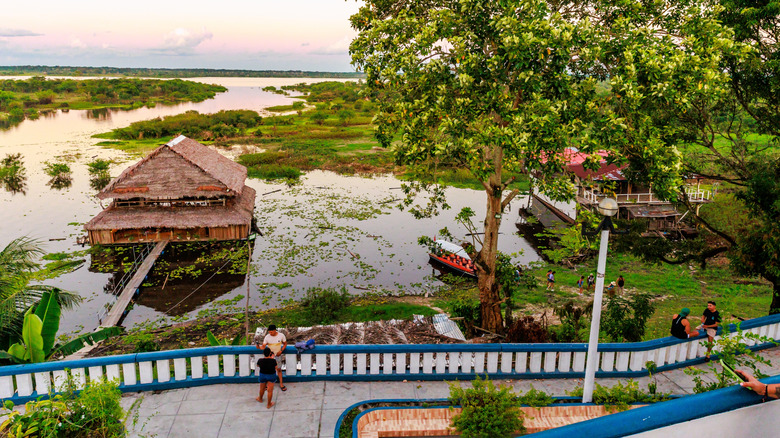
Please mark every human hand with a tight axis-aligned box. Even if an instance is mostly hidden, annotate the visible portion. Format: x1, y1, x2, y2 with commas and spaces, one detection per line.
736, 370, 763, 392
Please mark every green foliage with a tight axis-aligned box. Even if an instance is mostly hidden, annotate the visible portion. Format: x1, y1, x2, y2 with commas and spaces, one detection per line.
550, 301, 592, 342
53, 327, 124, 357
301, 287, 352, 324
33, 291, 61, 355
43, 161, 72, 189
0, 378, 127, 437
0, 238, 82, 347
0, 153, 26, 194
448, 294, 481, 337
87, 159, 112, 190
133, 339, 160, 353
112, 109, 262, 140
567, 380, 669, 412
0, 76, 225, 128
602, 293, 655, 342
8, 308, 45, 363
684, 325, 775, 394
206, 330, 246, 346
351, 0, 734, 331
517, 385, 554, 407
1, 290, 119, 363
309, 111, 327, 125
448, 376, 524, 438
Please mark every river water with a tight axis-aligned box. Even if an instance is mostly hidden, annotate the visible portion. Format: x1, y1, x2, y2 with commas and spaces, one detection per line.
0, 77, 540, 334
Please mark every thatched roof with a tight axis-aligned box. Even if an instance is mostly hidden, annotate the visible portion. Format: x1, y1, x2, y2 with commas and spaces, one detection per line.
85, 186, 255, 231
98, 136, 247, 200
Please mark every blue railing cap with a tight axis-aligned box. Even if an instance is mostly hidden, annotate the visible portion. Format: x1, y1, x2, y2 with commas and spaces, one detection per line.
1, 312, 777, 376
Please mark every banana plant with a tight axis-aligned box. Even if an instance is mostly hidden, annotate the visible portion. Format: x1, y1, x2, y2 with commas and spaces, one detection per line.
3, 308, 46, 363
206, 331, 246, 346
0, 290, 122, 363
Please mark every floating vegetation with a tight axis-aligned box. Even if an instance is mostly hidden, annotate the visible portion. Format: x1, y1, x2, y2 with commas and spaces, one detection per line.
0, 153, 27, 194
87, 158, 112, 190
255, 185, 395, 286
44, 160, 73, 189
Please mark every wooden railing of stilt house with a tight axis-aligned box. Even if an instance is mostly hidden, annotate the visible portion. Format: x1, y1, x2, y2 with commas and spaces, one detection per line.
2, 314, 779, 404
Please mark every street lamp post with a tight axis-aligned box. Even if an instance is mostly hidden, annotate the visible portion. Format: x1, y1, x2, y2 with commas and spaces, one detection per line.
582, 197, 619, 403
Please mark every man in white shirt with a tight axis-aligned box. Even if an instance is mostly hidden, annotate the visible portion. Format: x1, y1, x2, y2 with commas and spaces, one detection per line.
259, 324, 287, 391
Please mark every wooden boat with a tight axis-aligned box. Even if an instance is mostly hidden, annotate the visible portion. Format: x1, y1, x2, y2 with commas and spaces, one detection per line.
428, 240, 477, 278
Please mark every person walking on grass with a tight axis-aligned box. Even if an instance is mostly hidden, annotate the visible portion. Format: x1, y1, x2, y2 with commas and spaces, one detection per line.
617, 275, 625, 294
256, 347, 278, 408
546, 270, 556, 290
587, 274, 595, 292
577, 275, 585, 293
696, 301, 721, 362
259, 324, 288, 392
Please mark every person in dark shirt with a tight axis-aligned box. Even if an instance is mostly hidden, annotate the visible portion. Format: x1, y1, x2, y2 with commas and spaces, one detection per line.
670, 308, 699, 339
256, 347, 278, 408
697, 301, 721, 361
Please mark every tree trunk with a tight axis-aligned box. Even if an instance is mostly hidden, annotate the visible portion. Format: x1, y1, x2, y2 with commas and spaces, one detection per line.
476, 179, 504, 333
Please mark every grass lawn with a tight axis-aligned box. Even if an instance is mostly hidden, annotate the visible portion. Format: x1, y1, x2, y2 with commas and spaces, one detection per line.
524, 252, 773, 340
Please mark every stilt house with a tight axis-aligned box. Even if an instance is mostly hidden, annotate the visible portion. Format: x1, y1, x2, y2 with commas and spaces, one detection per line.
532, 147, 712, 235
85, 135, 256, 245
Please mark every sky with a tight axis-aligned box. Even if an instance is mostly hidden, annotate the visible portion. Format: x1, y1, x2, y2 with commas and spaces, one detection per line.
1, 0, 363, 71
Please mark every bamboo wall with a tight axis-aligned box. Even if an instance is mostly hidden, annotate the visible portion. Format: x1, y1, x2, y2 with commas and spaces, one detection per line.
88, 225, 250, 245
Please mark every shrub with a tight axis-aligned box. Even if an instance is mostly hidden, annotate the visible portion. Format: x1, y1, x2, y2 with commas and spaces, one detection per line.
517, 385, 554, 407
133, 339, 160, 353
301, 287, 351, 324
238, 151, 286, 167
448, 376, 524, 438
1, 378, 127, 437
567, 380, 669, 412
448, 295, 481, 337
602, 293, 654, 342
550, 301, 591, 342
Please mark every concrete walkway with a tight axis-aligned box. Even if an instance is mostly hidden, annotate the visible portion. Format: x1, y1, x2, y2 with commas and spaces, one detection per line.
121, 346, 780, 438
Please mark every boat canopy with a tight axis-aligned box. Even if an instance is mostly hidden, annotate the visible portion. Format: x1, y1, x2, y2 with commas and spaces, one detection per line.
434, 240, 471, 260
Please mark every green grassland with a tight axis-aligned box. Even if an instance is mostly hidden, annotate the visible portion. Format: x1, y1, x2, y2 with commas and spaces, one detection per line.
523, 252, 772, 340
93, 81, 529, 190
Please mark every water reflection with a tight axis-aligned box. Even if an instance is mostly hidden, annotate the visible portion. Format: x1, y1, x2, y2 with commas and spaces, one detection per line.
44, 162, 73, 190
84, 108, 113, 121
87, 159, 112, 191
90, 241, 252, 320
0, 153, 27, 195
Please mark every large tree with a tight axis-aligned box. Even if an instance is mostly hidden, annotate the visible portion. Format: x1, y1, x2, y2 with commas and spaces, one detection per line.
615, 0, 780, 313
350, 0, 729, 331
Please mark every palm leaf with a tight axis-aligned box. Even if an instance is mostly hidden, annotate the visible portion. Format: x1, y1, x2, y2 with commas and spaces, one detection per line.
0, 287, 81, 338
52, 327, 124, 357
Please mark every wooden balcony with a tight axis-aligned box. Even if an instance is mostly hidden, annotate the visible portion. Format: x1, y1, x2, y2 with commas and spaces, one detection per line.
580, 187, 712, 205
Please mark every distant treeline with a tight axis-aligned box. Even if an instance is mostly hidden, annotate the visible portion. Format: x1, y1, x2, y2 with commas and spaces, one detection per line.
112, 110, 262, 140
0, 66, 365, 79
0, 77, 225, 129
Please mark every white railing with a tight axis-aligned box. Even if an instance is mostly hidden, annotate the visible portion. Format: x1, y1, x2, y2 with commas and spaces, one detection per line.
1, 314, 779, 404
684, 187, 712, 202
581, 187, 713, 205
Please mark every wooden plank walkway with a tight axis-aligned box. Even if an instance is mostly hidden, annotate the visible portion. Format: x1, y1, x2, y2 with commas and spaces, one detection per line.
101, 240, 168, 328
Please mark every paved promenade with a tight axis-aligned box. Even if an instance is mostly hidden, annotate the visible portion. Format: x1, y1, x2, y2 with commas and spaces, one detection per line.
121, 346, 780, 438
